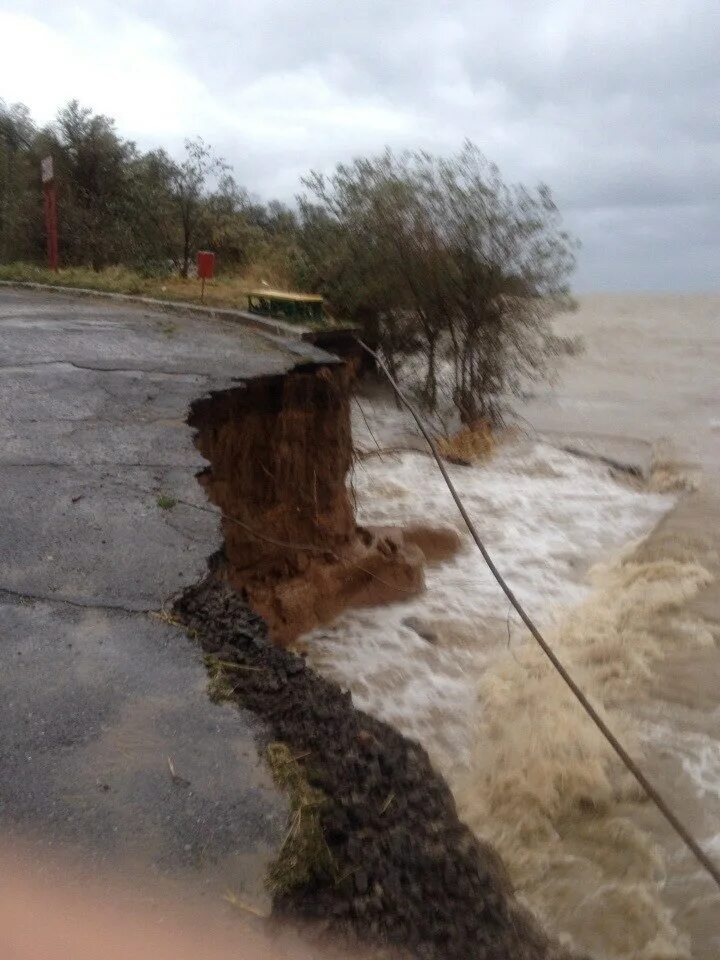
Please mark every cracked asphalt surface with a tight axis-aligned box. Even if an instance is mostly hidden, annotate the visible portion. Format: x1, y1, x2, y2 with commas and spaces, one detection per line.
0, 288, 335, 906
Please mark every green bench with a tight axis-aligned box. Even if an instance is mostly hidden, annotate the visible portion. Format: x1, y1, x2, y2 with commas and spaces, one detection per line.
247, 288, 324, 324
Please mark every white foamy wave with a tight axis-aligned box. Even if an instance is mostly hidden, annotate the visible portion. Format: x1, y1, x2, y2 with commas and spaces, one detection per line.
643, 719, 720, 801
306, 440, 672, 768
302, 426, 720, 958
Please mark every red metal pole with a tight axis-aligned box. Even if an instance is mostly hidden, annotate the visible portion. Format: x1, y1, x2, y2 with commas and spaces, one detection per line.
43, 181, 59, 272
43, 185, 50, 265
50, 182, 58, 271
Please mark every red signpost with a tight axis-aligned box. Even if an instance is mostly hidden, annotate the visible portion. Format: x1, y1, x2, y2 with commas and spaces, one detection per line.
41, 156, 59, 272
196, 250, 215, 303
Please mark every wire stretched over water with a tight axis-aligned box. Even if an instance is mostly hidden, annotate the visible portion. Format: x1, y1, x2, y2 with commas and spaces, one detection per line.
356, 338, 720, 892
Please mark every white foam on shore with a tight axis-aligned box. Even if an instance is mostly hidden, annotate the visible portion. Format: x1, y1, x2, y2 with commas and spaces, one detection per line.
302, 431, 720, 958
305, 440, 672, 769
643, 718, 720, 801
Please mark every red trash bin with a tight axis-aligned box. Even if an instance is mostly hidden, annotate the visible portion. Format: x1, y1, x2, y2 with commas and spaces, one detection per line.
197, 251, 215, 279
196, 251, 215, 302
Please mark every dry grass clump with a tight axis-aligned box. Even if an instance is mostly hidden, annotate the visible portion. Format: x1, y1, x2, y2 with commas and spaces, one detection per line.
265, 742, 335, 893
203, 661, 335, 893
204, 655, 236, 703
437, 420, 495, 465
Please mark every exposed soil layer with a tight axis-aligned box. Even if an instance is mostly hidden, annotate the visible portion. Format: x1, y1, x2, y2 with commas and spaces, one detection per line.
174, 579, 585, 960
188, 365, 424, 644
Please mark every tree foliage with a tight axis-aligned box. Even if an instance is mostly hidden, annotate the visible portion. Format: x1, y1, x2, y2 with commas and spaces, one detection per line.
298, 144, 577, 422
170, 137, 228, 277
0, 100, 274, 276
0, 101, 39, 263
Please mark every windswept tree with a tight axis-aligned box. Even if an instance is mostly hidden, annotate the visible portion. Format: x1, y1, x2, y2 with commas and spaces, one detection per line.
54, 100, 139, 270
170, 137, 228, 277
201, 173, 259, 267
299, 144, 577, 422
125, 147, 180, 270
0, 101, 36, 262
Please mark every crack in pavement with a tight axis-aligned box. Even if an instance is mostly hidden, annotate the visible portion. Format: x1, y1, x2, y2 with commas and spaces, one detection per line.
0, 359, 219, 379
0, 461, 188, 469
0, 585, 155, 614
8, 416, 194, 427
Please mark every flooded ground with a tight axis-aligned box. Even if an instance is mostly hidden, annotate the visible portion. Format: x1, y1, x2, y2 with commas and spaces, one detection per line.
303, 294, 720, 959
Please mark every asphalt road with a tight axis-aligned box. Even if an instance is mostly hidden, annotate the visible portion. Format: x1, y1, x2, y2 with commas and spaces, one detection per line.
0, 288, 334, 907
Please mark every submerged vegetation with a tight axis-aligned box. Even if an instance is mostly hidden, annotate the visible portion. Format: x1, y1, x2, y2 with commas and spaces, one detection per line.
1, 98, 577, 421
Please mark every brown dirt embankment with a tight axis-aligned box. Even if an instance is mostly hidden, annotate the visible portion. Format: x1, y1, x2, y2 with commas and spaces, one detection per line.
188, 364, 425, 644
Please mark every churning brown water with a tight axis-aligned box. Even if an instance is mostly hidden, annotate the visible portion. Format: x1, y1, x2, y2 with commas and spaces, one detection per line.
304, 294, 720, 959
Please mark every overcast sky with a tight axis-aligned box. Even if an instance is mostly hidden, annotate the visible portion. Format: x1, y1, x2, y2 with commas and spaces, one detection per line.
2, 0, 718, 291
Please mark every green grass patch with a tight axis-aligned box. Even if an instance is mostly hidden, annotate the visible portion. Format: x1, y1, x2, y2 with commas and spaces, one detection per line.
156, 494, 177, 510
265, 742, 335, 893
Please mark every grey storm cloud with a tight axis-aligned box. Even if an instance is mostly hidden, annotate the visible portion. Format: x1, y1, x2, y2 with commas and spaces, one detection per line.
2, 0, 719, 290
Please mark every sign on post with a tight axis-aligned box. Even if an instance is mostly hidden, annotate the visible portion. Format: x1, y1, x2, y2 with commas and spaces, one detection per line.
41, 156, 54, 184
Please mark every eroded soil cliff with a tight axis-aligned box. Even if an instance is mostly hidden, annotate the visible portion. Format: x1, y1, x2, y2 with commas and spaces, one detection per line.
188, 363, 425, 643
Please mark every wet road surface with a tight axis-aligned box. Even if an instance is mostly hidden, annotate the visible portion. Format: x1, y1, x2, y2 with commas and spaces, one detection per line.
0, 288, 333, 908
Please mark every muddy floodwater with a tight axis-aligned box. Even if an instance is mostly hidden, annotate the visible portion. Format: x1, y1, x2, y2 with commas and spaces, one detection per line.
303, 294, 720, 960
